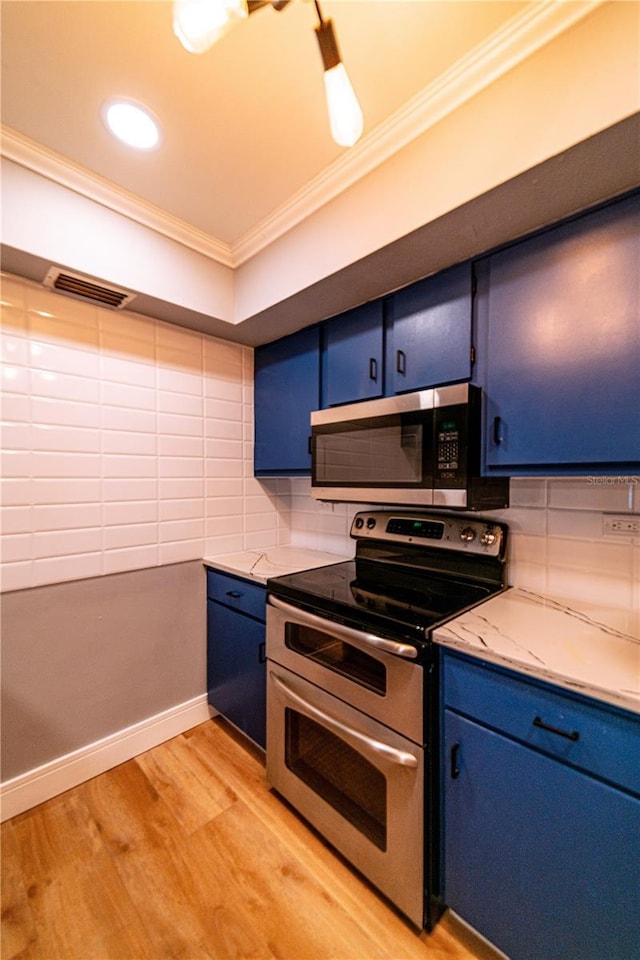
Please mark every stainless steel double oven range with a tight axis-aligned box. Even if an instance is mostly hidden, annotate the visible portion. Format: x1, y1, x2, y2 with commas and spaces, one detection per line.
266, 510, 508, 929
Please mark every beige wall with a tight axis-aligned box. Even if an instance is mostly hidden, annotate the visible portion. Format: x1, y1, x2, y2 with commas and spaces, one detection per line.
0, 561, 206, 782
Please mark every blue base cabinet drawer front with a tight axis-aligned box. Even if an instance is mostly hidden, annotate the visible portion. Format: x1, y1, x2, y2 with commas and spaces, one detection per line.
443, 653, 640, 795
443, 709, 640, 960
207, 570, 266, 622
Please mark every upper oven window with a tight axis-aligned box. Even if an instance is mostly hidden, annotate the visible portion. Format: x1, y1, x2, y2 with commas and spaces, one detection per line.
285, 624, 386, 696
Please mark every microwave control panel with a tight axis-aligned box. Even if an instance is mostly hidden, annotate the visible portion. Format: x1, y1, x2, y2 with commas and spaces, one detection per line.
437, 428, 459, 471
434, 404, 468, 488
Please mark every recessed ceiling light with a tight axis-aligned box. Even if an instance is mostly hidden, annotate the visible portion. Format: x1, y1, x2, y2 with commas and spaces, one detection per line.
102, 99, 161, 150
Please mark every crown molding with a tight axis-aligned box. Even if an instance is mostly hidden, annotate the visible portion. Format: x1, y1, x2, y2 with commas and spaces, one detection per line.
1, 0, 602, 271
0, 126, 235, 268
232, 0, 603, 265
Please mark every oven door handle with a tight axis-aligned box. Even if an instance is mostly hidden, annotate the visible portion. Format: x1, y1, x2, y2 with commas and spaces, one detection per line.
270, 671, 419, 769
268, 595, 418, 660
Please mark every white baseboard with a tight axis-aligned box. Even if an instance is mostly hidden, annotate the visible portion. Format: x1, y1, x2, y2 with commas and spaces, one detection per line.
0, 695, 215, 822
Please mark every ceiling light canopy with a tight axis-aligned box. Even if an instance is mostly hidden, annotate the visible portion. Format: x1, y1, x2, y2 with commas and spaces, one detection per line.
103, 100, 161, 150
171, 0, 364, 148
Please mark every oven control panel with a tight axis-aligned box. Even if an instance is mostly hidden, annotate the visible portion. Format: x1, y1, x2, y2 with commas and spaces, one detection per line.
350, 511, 506, 558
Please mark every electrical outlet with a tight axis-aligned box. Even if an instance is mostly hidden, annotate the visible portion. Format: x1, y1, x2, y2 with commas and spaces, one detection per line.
602, 513, 640, 536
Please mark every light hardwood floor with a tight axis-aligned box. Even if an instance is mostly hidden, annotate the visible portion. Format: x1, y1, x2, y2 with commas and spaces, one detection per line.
2, 718, 501, 960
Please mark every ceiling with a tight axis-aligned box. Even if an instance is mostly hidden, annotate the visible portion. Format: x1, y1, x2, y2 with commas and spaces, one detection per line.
2, 0, 531, 254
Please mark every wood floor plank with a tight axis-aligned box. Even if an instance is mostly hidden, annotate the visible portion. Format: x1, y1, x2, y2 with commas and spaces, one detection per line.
105, 839, 227, 959
10, 791, 102, 880
14, 852, 153, 960
114, 815, 279, 960
79, 753, 181, 857
188, 721, 450, 958
1, 719, 500, 960
185, 799, 392, 960
135, 729, 238, 835
0, 821, 37, 960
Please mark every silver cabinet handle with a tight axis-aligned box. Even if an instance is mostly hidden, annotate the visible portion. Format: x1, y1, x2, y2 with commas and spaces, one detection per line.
270, 671, 418, 769
268, 595, 418, 660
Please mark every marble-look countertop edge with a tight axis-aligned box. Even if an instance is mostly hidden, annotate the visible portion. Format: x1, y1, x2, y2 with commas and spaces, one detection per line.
434, 636, 640, 716
434, 586, 640, 717
202, 546, 351, 585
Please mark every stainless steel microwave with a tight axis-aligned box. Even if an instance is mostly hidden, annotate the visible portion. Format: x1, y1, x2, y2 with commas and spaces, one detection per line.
310, 383, 509, 510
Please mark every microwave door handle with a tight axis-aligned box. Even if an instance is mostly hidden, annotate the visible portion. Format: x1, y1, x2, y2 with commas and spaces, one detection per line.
268, 595, 418, 660
270, 671, 418, 769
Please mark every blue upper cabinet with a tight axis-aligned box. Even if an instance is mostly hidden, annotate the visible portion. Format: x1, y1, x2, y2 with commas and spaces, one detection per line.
254, 325, 320, 475
321, 301, 384, 406
385, 262, 474, 395
479, 192, 640, 474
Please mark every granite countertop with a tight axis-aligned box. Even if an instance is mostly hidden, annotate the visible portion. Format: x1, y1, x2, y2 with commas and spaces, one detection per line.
433, 587, 640, 716
203, 545, 351, 585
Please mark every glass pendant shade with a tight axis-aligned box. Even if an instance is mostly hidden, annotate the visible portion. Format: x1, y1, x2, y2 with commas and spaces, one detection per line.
173, 0, 248, 53
322, 63, 363, 148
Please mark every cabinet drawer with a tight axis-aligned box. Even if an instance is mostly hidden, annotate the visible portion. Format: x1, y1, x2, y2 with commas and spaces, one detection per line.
207, 570, 266, 622
443, 652, 640, 795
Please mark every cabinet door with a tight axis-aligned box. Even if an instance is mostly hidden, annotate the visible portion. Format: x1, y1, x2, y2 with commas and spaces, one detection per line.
322, 301, 384, 406
207, 600, 266, 749
254, 325, 320, 475
386, 262, 473, 395
443, 710, 640, 960
482, 192, 640, 473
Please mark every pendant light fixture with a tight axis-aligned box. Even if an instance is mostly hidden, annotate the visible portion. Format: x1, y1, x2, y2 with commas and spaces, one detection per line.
171, 0, 363, 148
313, 1, 363, 148
172, 0, 249, 54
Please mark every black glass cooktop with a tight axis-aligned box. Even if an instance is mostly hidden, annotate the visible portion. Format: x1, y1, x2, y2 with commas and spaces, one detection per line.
267, 557, 497, 645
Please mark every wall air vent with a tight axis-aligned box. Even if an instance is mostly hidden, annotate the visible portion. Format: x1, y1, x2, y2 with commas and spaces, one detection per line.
43, 268, 136, 310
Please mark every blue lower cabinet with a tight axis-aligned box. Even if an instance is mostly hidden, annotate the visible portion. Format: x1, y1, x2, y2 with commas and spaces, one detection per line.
206, 571, 266, 749
441, 654, 640, 960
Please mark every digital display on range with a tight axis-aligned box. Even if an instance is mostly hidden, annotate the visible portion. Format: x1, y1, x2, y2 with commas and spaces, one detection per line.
386, 518, 444, 539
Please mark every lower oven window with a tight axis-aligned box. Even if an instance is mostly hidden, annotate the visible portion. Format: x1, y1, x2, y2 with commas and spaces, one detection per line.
284, 708, 387, 851
285, 625, 386, 695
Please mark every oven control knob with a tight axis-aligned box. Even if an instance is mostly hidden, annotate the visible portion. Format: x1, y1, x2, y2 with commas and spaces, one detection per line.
366, 517, 377, 530
460, 526, 476, 543
480, 527, 498, 547
354, 517, 364, 530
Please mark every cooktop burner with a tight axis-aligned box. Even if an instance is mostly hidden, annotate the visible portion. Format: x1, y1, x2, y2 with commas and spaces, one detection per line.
267, 511, 508, 645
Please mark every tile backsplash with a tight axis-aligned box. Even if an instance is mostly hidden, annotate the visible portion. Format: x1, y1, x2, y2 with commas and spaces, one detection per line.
271, 476, 639, 612
1, 272, 638, 613
0, 272, 288, 590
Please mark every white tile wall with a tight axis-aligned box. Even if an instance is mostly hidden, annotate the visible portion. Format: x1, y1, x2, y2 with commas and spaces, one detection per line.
1, 271, 638, 617
0, 272, 285, 591
282, 476, 639, 612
